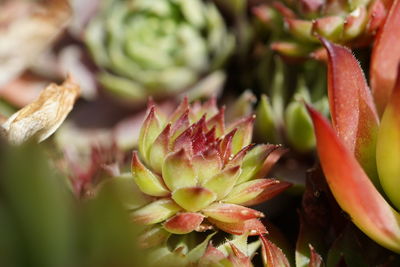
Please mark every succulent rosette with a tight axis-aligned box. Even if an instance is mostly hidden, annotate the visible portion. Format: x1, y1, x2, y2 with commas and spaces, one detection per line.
85, 0, 234, 101
254, 0, 393, 57
126, 97, 291, 237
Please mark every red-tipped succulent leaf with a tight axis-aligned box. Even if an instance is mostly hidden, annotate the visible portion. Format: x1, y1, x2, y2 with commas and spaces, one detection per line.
321, 38, 380, 186
306, 104, 400, 253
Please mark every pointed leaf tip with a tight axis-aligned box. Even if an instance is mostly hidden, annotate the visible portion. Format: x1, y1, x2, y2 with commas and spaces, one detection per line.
307, 106, 400, 253
320, 39, 380, 185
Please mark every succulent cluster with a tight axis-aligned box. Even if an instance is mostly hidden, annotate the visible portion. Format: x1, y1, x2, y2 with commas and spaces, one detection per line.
254, 0, 393, 57
124, 97, 291, 237
85, 0, 234, 101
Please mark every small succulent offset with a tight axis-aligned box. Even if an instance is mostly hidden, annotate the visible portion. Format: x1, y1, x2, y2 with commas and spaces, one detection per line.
306, 0, 400, 253
128, 97, 291, 237
254, 0, 393, 57
85, 0, 234, 101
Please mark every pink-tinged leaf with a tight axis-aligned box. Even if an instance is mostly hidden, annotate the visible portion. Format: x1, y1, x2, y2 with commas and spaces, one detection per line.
171, 186, 216, 212
219, 129, 237, 164
162, 148, 196, 191
370, 0, 400, 115
237, 144, 278, 183
170, 109, 190, 143
308, 245, 323, 267
199, 243, 225, 264
376, 65, 400, 210
321, 38, 380, 185
228, 115, 255, 154
272, 2, 296, 19
227, 144, 255, 168
286, 18, 317, 42
138, 106, 162, 162
260, 235, 290, 267
227, 243, 253, 267
256, 146, 287, 179
131, 199, 181, 225
240, 180, 292, 206
148, 124, 171, 174
223, 179, 279, 205
366, 0, 391, 34
208, 218, 267, 236
343, 7, 368, 40
163, 212, 204, 234
306, 105, 400, 253
169, 96, 189, 124
191, 116, 208, 155
131, 151, 169, 197
202, 203, 264, 223
271, 41, 312, 58
172, 126, 193, 155
203, 165, 240, 200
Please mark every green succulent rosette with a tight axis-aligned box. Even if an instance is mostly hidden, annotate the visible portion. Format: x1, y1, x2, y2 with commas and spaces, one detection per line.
85, 0, 234, 101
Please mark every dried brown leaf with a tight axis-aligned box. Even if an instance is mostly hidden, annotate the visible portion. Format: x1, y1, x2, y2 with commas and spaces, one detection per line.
2, 76, 80, 144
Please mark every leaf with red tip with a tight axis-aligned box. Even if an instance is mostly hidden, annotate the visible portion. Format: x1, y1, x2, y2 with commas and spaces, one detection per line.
377, 65, 400, 210
219, 129, 236, 164
199, 243, 225, 265
306, 105, 400, 253
256, 146, 287, 179
162, 148, 197, 191
138, 106, 162, 162
169, 96, 189, 124
371, 0, 400, 115
223, 179, 279, 205
191, 116, 208, 155
260, 235, 290, 267
170, 109, 190, 143
286, 18, 317, 42
172, 126, 194, 155
240, 180, 292, 206
227, 144, 255, 168
172, 186, 216, 212
237, 145, 278, 183
148, 124, 171, 173
163, 212, 204, 234
321, 38, 380, 185
228, 115, 255, 154
131, 151, 169, 197
208, 218, 267, 236
131, 199, 181, 225
203, 203, 264, 223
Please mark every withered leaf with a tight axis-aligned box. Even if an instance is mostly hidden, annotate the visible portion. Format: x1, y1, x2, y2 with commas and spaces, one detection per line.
1, 77, 80, 145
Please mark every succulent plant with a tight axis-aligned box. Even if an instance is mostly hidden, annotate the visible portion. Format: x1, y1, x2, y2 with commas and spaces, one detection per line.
112, 97, 292, 237
85, 0, 234, 101
253, 0, 393, 57
145, 232, 260, 267
255, 57, 329, 153
306, 0, 400, 253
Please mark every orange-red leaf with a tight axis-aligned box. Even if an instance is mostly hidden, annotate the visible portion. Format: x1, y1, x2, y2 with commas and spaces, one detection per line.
321, 38, 380, 185
306, 105, 400, 253
370, 0, 400, 115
